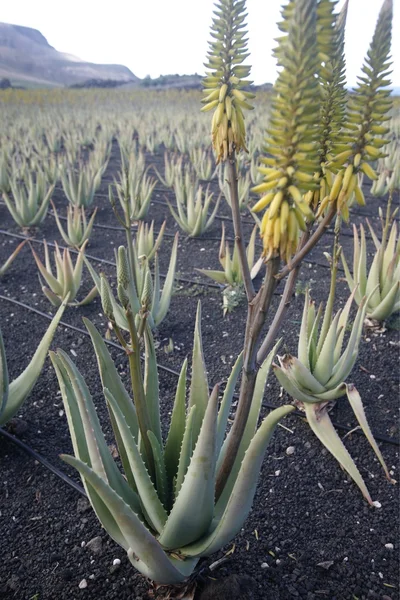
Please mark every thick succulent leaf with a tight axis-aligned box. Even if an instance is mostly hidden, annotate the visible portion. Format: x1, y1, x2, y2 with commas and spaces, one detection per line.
298, 289, 311, 368
83, 318, 138, 439
104, 389, 167, 534
345, 383, 393, 482
147, 430, 168, 509
52, 354, 134, 551
188, 302, 209, 444
334, 287, 358, 364
174, 405, 196, 498
181, 405, 294, 557
0, 329, 9, 420
216, 343, 279, 517
156, 232, 178, 325
196, 268, 229, 284
143, 328, 162, 446
283, 355, 326, 395
365, 251, 382, 306
328, 297, 367, 388
164, 359, 187, 485
2, 299, 67, 425
273, 363, 320, 404
76, 285, 98, 306
52, 351, 140, 513
158, 385, 219, 550
0, 240, 26, 276
31, 244, 63, 295
62, 455, 197, 584
313, 310, 342, 386
216, 351, 243, 456
312, 382, 346, 401
303, 402, 373, 505
368, 281, 399, 321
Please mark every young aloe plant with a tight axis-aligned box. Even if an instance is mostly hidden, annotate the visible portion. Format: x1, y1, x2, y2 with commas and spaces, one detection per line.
30, 241, 97, 307
50, 302, 293, 585
85, 237, 178, 330
197, 223, 261, 314
341, 203, 400, 322
218, 163, 251, 211
0, 240, 27, 277
3, 170, 54, 228
112, 156, 156, 221
134, 220, 166, 262
51, 201, 98, 249
167, 184, 221, 237
273, 249, 392, 504
153, 152, 183, 188
0, 299, 67, 425
60, 163, 102, 208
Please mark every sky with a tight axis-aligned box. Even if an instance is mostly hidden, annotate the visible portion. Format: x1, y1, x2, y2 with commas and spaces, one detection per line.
1, 0, 399, 88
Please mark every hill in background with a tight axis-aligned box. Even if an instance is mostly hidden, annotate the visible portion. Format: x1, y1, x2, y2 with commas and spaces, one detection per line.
0, 22, 137, 87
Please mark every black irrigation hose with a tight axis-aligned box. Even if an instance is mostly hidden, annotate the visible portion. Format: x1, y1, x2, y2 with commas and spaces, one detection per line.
0, 426, 86, 497
0, 294, 398, 499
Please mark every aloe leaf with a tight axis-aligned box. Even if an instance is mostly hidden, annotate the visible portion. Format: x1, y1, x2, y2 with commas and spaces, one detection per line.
382, 221, 397, 277
83, 318, 138, 439
181, 405, 294, 557
313, 382, 346, 401
368, 281, 399, 321
273, 364, 320, 404
328, 298, 367, 388
0, 240, 26, 276
76, 285, 98, 306
31, 244, 62, 295
303, 402, 373, 505
0, 329, 10, 420
147, 430, 168, 509
156, 232, 178, 325
158, 385, 219, 550
345, 384, 392, 482
53, 351, 140, 512
62, 455, 196, 584
313, 310, 342, 386
188, 302, 209, 444
357, 225, 367, 297
1, 299, 67, 425
104, 389, 167, 533
3, 192, 24, 226
174, 405, 196, 498
286, 355, 327, 394
334, 287, 357, 364
365, 251, 381, 306
216, 351, 243, 455
298, 289, 311, 368
143, 328, 162, 446
164, 359, 187, 485
341, 251, 355, 295
205, 193, 221, 232
42, 286, 63, 306
196, 268, 228, 284
51, 354, 136, 552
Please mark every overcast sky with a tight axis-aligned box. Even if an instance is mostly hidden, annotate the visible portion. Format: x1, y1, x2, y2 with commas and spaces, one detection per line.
2, 0, 399, 88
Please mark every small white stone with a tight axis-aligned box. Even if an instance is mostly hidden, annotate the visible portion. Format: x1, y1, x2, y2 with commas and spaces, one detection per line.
286, 446, 295, 456
370, 374, 376, 380
79, 579, 87, 589
372, 500, 382, 508
343, 557, 348, 562
385, 543, 394, 551
89, 574, 95, 580
261, 562, 269, 569
112, 558, 121, 566
275, 470, 281, 477
81, 541, 86, 547
71, 349, 77, 357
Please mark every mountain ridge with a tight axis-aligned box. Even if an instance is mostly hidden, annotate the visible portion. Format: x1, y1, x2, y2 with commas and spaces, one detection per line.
0, 22, 137, 87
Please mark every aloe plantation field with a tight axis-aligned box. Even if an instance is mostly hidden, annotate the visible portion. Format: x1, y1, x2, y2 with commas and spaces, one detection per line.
0, 84, 399, 600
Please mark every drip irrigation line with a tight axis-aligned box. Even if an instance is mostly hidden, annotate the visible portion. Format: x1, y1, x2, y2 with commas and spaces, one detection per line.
0, 229, 222, 290
0, 294, 398, 448
0, 426, 86, 497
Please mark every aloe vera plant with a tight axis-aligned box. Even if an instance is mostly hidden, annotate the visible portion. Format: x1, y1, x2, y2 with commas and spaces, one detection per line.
167, 184, 221, 237
133, 220, 166, 262
3, 170, 54, 228
50, 304, 292, 584
51, 201, 97, 248
0, 299, 67, 425
198, 223, 261, 314
273, 249, 392, 504
341, 203, 400, 322
31, 241, 97, 307
60, 163, 102, 208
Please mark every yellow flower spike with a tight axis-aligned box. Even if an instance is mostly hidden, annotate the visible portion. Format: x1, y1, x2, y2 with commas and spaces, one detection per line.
252, 192, 275, 214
